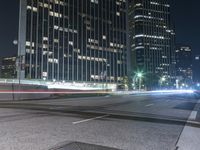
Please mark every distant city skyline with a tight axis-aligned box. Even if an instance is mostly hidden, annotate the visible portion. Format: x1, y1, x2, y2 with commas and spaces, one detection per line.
0, 0, 200, 57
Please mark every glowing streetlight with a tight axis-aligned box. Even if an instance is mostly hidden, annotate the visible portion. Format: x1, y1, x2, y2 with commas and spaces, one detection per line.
161, 77, 166, 82
136, 72, 143, 91
160, 76, 166, 89
137, 73, 143, 78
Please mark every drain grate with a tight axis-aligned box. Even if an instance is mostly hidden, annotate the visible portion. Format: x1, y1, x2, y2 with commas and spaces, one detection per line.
51, 142, 120, 150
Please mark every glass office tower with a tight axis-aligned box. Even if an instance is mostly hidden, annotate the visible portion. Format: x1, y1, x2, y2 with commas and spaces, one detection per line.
175, 45, 193, 84
128, 0, 175, 82
18, 0, 127, 85
194, 55, 200, 83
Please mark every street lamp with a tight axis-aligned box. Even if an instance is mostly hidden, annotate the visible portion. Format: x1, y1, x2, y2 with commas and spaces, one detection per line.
161, 77, 166, 82
160, 76, 166, 89
13, 40, 22, 91
136, 72, 143, 91
137, 73, 142, 78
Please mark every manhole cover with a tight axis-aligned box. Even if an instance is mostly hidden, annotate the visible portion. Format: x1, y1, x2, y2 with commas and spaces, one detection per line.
51, 142, 120, 150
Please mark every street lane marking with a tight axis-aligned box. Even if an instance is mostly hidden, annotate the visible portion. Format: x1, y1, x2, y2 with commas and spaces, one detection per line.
145, 104, 154, 107
73, 115, 110, 125
189, 111, 197, 120
105, 95, 110, 97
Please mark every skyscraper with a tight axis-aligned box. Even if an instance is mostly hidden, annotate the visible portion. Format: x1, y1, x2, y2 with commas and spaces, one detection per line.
0, 56, 17, 79
18, 0, 127, 87
128, 0, 176, 87
194, 55, 200, 83
175, 45, 193, 86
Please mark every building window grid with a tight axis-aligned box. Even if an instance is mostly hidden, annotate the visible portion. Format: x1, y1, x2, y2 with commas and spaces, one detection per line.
23, 0, 127, 84
131, 0, 174, 78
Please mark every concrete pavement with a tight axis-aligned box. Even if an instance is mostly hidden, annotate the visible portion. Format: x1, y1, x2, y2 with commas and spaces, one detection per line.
176, 99, 200, 150
0, 93, 199, 150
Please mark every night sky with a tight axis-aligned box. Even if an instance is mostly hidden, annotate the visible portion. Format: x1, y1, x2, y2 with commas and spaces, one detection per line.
0, 0, 199, 57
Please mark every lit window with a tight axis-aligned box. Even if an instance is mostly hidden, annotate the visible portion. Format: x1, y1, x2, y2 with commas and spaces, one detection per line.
91, 0, 98, 4
116, 12, 120, 16
69, 41, 73, 46
43, 37, 48, 41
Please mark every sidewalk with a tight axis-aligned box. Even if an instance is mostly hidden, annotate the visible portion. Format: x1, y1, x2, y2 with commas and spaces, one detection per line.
176, 99, 200, 150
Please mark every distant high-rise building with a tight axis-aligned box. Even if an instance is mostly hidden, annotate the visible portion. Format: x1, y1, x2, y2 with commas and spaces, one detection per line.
175, 45, 193, 86
18, 0, 127, 87
0, 56, 17, 79
194, 55, 200, 83
128, 0, 176, 87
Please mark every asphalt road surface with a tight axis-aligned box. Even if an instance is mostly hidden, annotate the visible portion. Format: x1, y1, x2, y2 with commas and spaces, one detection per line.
0, 92, 199, 150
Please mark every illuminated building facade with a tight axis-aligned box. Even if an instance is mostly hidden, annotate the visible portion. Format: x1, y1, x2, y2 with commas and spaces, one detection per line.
128, 0, 176, 83
18, 0, 127, 86
175, 45, 193, 86
194, 55, 200, 83
0, 56, 17, 79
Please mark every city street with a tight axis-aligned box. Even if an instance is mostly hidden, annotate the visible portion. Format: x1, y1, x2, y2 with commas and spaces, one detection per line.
0, 92, 199, 150
0, 0, 199, 150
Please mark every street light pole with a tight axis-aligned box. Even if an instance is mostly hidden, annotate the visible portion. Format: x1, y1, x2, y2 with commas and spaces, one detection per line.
137, 72, 143, 91
13, 40, 21, 91
18, 56, 21, 90
139, 77, 141, 91
160, 76, 166, 89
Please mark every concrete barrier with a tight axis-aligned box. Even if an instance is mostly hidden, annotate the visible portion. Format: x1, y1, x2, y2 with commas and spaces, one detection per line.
0, 83, 51, 101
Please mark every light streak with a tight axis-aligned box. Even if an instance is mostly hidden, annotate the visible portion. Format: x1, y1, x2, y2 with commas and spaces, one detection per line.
0, 90, 111, 94
150, 90, 194, 94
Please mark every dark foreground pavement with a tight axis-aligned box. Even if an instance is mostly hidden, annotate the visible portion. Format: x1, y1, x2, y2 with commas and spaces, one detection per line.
0, 92, 199, 150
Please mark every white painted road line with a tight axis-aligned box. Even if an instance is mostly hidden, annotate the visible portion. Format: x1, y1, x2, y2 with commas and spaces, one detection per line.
145, 104, 154, 107
105, 95, 111, 97
73, 115, 110, 125
189, 111, 198, 120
